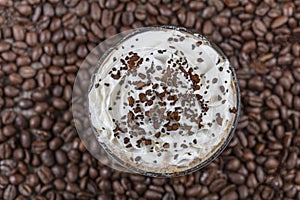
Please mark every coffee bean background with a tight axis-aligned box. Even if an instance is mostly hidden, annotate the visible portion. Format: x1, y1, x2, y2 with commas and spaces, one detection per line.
0, 0, 300, 199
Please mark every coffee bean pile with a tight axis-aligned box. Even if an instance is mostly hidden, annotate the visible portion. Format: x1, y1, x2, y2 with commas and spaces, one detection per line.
0, 0, 300, 199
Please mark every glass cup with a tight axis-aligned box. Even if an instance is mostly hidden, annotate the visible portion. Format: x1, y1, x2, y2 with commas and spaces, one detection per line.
73, 26, 240, 177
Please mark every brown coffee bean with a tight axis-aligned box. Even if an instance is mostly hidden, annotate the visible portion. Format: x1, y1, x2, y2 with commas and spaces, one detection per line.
54, 178, 66, 191
121, 11, 134, 26
293, 96, 300, 111
12, 24, 25, 41
4, 85, 19, 97
74, 0, 88, 16
283, 91, 293, 108
248, 77, 264, 91
41, 116, 54, 131
0, 143, 11, 159
183, 11, 196, 28
265, 95, 281, 109
31, 46, 42, 61
29, 115, 40, 129
144, 190, 162, 199
9, 173, 24, 185
89, 2, 100, 20
265, 157, 279, 171
1, 110, 16, 125
0, 41, 10, 52
203, 20, 214, 35
247, 173, 258, 188
213, 16, 229, 28
286, 150, 298, 170
186, 185, 201, 196
271, 16, 288, 29
228, 172, 245, 185
55, 149, 68, 165
67, 164, 79, 183
38, 166, 54, 184
31, 140, 47, 154
242, 40, 256, 53
98, 179, 111, 191
0, 159, 17, 176
43, 43, 56, 56
3, 125, 16, 137
13, 148, 24, 161
51, 97, 67, 110
263, 110, 279, 120
15, 114, 28, 128
101, 10, 113, 28
253, 19, 267, 37
61, 125, 77, 143
3, 184, 17, 200
18, 130, 31, 150
0, 174, 9, 189
40, 150, 55, 167
201, 6, 215, 18
8, 73, 23, 85
25, 31, 38, 46
33, 102, 48, 113
221, 191, 238, 200
37, 71, 52, 88
4, 97, 14, 108
40, 53, 52, 66
209, 178, 227, 192
225, 158, 241, 171
18, 98, 33, 109
48, 137, 63, 150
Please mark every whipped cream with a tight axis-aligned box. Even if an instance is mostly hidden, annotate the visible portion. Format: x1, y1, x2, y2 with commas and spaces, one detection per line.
88, 27, 239, 174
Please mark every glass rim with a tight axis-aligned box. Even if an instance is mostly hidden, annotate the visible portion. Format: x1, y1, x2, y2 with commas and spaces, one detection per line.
89, 26, 241, 177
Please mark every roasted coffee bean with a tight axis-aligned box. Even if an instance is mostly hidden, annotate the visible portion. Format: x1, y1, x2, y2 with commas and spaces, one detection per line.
55, 149, 68, 165
41, 116, 54, 130
225, 158, 241, 171
20, 130, 31, 148
18, 98, 33, 109
31, 140, 47, 154
263, 110, 280, 120
186, 185, 201, 196
13, 148, 24, 160
38, 166, 54, 184
40, 150, 55, 167
34, 102, 49, 113
209, 177, 227, 192
0, 175, 9, 191
3, 125, 16, 137
31, 89, 49, 101
3, 184, 17, 200
0, 159, 17, 176
1, 110, 17, 125
52, 97, 67, 110
8, 73, 23, 85
0, 143, 11, 159
22, 78, 36, 91
228, 172, 245, 185
9, 173, 24, 185
248, 77, 264, 91
54, 178, 66, 190
49, 137, 63, 150
144, 190, 163, 199
67, 164, 79, 183
29, 115, 41, 129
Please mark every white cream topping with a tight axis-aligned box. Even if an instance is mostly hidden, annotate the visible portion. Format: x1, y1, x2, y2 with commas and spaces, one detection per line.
88, 28, 238, 173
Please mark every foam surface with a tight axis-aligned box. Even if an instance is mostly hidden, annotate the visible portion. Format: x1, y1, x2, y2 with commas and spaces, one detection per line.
89, 28, 238, 173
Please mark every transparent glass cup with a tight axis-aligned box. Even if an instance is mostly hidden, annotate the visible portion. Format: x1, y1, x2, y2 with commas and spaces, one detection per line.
73, 26, 240, 177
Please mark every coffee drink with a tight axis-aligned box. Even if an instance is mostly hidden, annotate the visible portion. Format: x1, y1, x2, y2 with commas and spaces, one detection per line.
88, 26, 239, 175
